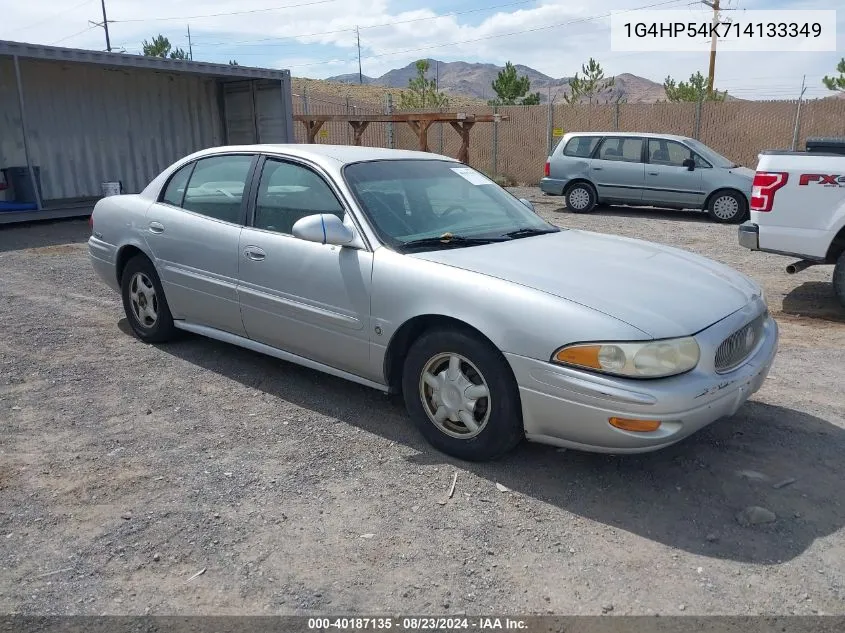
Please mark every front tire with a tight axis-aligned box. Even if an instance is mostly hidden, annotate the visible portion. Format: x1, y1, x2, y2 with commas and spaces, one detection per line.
121, 254, 177, 343
565, 182, 597, 214
402, 328, 524, 461
833, 251, 845, 308
707, 190, 747, 224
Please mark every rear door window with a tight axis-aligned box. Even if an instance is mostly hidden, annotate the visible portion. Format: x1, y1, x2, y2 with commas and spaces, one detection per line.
596, 137, 643, 163
182, 155, 254, 224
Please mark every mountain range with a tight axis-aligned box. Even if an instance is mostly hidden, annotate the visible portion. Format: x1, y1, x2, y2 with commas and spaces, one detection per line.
327, 59, 669, 103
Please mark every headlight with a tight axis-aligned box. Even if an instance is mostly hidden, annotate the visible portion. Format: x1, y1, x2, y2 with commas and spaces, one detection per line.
552, 337, 700, 379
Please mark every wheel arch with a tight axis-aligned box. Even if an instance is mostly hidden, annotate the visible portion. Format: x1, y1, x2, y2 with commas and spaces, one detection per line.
383, 314, 505, 394
824, 223, 845, 263
115, 242, 152, 286
564, 178, 598, 195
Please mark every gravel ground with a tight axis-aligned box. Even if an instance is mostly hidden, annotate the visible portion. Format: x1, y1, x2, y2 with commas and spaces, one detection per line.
1, 192, 844, 617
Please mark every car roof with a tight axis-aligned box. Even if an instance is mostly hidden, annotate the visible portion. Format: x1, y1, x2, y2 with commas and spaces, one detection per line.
190, 144, 458, 167
565, 132, 694, 143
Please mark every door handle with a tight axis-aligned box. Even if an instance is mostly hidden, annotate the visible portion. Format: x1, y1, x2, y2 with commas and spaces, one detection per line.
243, 246, 266, 261
592, 166, 603, 170
148, 221, 165, 234
648, 171, 659, 176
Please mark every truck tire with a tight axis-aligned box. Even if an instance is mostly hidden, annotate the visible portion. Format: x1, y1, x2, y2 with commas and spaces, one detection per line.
834, 251, 845, 308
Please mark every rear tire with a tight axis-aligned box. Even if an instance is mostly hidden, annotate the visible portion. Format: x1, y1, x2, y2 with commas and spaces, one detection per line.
833, 251, 845, 308
707, 190, 747, 224
565, 182, 597, 214
121, 254, 177, 344
402, 328, 524, 461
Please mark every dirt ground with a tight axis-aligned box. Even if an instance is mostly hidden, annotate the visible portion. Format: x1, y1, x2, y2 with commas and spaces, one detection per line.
1, 193, 844, 617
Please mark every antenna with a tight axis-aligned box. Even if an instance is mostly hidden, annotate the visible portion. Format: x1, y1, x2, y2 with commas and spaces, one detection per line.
356, 26, 363, 85
88, 0, 112, 51
187, 24, 193, 60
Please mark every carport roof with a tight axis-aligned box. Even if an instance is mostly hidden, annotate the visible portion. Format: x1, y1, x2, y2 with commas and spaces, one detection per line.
0, 39, 289, 81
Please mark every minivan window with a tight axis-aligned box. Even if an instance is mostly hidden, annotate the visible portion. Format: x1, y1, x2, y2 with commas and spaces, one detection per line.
648, 139, 693, 167
562, 136, 600, 158
596, 137, 643, 163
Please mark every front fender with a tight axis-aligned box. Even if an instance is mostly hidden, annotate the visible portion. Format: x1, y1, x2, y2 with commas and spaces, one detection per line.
368, 248, 650, 382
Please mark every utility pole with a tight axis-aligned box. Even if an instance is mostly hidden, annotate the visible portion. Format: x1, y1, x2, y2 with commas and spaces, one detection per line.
187, 24, 193, 60
356, 26, 363, 85
791, 74, 807, 151
702, 0, 720, 97
89, 0, 112, 51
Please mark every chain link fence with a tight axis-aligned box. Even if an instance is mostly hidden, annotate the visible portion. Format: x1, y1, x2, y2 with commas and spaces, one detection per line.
291, 87, 845, 186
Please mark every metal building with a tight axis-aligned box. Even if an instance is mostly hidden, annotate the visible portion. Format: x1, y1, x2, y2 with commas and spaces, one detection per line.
0, 39, 294, 224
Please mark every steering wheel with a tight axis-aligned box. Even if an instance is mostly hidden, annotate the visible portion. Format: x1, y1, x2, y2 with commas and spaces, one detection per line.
439, 205, 468, 220
368, 195, 415, 234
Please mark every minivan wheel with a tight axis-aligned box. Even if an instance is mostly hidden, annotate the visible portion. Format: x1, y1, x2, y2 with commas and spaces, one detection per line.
707, 190, 747, 224
833, 251, 845, 308
121, 254, 177, 343
402, 328, 524, 461
565, 182, 597, 213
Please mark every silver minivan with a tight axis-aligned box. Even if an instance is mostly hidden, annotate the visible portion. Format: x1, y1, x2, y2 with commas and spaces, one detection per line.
540, 132, 756, 223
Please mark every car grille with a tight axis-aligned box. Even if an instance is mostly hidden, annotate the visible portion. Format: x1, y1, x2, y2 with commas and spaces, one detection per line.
715, 311, 767, 373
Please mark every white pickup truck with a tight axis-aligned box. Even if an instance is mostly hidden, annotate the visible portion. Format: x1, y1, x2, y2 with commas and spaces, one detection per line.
739, 137, 845, 307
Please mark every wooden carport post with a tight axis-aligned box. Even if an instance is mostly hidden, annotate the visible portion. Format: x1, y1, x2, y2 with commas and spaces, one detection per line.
449, 120, 475, 164
302, 119, 324, 143
349, 121, 370, 146
406, 119, 434, 152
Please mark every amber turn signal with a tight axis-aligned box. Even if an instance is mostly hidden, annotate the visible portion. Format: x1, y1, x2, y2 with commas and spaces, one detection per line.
554, 345, 602, 369
608, 417, 662, 432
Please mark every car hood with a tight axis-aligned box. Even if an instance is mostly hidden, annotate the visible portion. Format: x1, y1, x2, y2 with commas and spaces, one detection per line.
411, 230, 760, 338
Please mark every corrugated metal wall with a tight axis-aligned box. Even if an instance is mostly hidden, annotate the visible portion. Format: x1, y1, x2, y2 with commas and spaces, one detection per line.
0, 58, 224, 201
221, 79, 291, 145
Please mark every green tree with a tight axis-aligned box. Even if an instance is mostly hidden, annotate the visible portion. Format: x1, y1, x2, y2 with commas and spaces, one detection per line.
663, 71, 727, 102
822, 57, 845, 92
398, 60, 449, 109
489, 61, 540, 106
563, 58, 614, 105
142, 34, 187, 60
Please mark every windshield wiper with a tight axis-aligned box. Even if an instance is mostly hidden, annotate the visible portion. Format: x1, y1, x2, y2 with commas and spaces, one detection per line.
402, 232, 510, 250
502, 227, 559, 239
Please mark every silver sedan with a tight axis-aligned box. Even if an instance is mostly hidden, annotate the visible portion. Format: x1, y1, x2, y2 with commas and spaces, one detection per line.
88, 145, 778, 461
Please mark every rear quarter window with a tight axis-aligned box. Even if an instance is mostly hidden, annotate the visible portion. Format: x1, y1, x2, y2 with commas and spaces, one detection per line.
562, 136, 601, 158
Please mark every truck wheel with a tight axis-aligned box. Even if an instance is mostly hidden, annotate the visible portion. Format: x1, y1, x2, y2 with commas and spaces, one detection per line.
834, 251, 845, 308
707, 190, 747, 224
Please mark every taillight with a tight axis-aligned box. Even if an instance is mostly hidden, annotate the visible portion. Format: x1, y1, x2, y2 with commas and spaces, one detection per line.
750, 172, 788, 212
544, 160, 550, 178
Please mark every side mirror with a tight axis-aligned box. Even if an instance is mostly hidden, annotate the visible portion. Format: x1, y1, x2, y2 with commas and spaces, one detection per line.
519, 198, 536, 212
292, 214, 355, 246
682, 158, 695, 171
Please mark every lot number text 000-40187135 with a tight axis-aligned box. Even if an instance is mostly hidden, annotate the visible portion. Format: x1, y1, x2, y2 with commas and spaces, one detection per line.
610, 9, 837, 52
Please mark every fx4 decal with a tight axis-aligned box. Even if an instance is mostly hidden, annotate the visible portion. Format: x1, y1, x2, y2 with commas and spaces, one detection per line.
798, 174, 845, 187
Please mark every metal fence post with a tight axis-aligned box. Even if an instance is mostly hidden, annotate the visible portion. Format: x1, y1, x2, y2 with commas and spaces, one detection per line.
694, 99, 702, 140
346, 94, 351, 145
614, 100, 620, 131
439, 106, 444, 154
546, 91, 554, 156
385, 93, 395, 149
791, 76, 807, 151
492, 105, 499, 177
302, 82, 309, 114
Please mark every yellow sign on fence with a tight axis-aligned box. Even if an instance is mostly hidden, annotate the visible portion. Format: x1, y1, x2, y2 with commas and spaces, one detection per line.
552, 127, 564, 137
319, 129, 329, 139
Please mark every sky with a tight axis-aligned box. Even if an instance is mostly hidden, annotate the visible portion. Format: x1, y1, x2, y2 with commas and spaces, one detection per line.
1, 0, 843, 100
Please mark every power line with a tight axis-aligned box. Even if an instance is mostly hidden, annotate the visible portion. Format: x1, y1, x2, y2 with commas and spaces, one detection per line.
51, 25, 98, 45
190, 0, 540, 48
111, 0, 339, 23
13, 0, 94, 34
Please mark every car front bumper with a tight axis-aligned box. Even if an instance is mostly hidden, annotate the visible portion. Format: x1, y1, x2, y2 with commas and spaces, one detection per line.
506, 302, 778, 453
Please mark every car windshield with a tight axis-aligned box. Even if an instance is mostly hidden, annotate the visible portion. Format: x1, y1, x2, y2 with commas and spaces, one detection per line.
684, 139, 737, 168
343, 159, 559, 251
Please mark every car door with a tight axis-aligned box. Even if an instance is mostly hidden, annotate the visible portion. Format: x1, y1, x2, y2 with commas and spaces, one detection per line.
144, 153, 257, 336
237, 156, 374, 377
589, 136, 645, 203
643, 138, 705, 208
